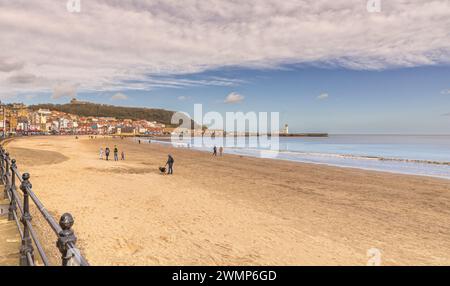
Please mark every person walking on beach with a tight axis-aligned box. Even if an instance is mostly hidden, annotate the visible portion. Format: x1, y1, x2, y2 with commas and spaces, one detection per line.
213, 146, 217, 156
99, 147, 103, 160
105, 147, 110, 161
219, 146, 223, 156
166, 154, 174, 175
114, 145, 119, 161
121, 150, 125, 161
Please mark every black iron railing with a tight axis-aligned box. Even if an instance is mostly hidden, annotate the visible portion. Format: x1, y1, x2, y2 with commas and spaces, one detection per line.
0, 142, 89, 266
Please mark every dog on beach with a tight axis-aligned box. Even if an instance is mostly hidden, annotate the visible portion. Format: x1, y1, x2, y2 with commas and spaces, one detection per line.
159, 166, 166, 174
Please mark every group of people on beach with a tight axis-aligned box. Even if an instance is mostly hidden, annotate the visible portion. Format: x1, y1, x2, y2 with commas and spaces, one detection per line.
213, 146, 224, 157
99, 145, 125, 161
97, 142, 175, 175
96, 138, 225, 175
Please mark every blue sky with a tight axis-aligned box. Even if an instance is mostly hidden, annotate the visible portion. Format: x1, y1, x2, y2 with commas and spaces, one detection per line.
1, 1, 449, 134
17, 65, 450, 134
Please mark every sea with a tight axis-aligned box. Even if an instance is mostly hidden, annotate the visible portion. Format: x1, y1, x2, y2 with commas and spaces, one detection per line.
136, 135, 450, 180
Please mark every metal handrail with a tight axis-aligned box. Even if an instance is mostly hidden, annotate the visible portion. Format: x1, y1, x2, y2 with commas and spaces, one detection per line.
12, 167, 63, 234
0, 142, 89, 266
3, 155, 50, 265
5, 189, 24, 239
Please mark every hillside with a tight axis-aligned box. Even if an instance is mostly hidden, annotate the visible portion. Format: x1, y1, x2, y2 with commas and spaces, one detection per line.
29, 102, 176, 126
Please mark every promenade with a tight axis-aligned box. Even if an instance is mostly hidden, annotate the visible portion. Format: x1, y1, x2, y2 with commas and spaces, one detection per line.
0, 198, 20, 265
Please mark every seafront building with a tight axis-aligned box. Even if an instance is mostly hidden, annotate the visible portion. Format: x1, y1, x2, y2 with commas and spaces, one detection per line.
0, 102, 166, 136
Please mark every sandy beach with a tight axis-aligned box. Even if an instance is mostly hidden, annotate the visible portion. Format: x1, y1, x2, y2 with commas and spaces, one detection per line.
4, 136, 450, 266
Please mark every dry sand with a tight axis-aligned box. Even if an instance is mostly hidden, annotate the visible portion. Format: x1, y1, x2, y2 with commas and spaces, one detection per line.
5, 136, 450, 266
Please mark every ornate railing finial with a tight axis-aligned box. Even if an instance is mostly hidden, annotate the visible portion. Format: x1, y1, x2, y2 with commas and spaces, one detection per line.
57, 213, 78, 266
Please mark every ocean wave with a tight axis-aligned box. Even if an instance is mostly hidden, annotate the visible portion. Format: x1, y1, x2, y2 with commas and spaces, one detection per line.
287, 151, 450, 166
135, 137, 450, 179
146, 138, 450, 166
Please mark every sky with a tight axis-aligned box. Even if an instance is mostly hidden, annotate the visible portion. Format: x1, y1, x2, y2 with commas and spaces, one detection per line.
0, 0, 449, 134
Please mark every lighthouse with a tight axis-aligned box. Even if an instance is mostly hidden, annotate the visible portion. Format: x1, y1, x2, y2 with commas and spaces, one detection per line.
283, 124, 289, 134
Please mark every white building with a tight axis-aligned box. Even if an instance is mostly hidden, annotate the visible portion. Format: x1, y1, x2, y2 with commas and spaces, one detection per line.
283, 124, 289, 134
59, 118, 71, 129
38, 109, 52, 124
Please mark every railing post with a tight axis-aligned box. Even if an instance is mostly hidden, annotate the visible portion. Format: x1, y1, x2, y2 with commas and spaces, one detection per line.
5, 152, 9, 176
19, 173, 34, 266
57, 213, 78, 266
8, 159, 17, 221
3, 152, 9, 199
0, 147, 4, 185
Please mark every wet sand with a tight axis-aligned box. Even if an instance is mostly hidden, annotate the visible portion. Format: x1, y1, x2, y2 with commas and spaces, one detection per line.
5, 136, 450, 265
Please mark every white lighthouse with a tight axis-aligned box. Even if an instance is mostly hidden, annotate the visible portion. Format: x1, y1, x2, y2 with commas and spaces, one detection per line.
283, 124, 289, 134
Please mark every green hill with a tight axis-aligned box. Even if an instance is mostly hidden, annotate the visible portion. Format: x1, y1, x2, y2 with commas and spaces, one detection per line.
29, 102, 176, 125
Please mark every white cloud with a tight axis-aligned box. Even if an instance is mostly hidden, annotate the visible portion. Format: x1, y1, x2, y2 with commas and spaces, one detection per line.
111, 92, 128, 100
0, 57, 24, 72
441, 89, 450, 95
7, 73, 37, 84
317, 93, 329, 100
178, 96, 188, 101
0, 0, 449, 96
224, 92, 245, 104
52, 83, 78, 99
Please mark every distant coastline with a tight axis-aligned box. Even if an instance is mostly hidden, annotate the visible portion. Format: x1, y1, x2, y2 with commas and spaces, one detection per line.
279, 133, 328, 137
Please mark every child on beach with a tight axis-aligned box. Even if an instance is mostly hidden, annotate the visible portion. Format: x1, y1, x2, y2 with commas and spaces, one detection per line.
99, 148, 103, 160
121, 151, 125, 160
219, 146, 223, 156
213, 146, 217, 156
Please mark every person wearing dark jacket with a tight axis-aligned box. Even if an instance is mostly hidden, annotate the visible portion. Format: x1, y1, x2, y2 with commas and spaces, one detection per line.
114, 145, 119, 161
166, 155, 174, 175
105, 147, 110, 161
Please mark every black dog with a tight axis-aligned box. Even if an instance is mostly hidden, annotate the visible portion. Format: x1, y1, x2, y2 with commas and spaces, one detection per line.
159, 167, 166, 173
